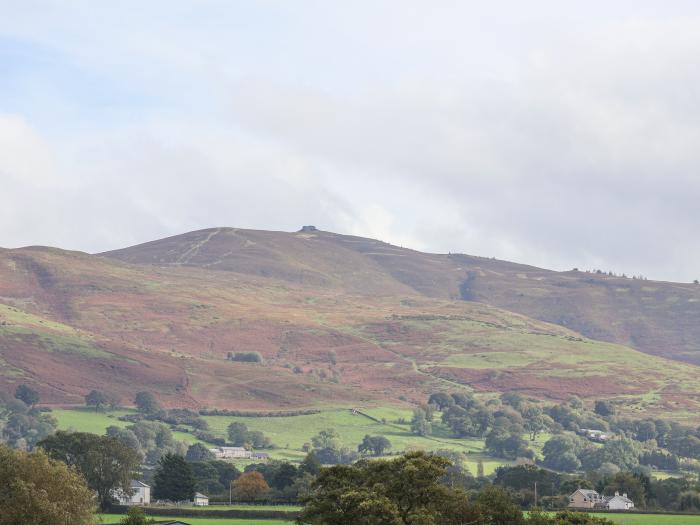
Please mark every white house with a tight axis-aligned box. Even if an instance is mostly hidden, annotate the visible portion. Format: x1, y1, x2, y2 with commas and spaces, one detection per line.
578, 428, 609, 442
568, 489, 634, 511
116, 480, 151, 505
193, 492, 209, 506
606, 492, 634, 510
209, 446, 251, 459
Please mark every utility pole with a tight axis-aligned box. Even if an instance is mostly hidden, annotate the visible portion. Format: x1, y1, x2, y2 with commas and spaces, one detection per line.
534, 481, 538, 507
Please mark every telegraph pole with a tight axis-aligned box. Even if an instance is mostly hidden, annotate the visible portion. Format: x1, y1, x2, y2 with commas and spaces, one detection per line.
534, 481, 538, 507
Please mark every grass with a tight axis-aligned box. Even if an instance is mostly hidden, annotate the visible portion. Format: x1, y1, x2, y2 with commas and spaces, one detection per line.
201, 408, 511, 473
98, 515, 289, 524
98, 511, 700, 525
589, 514, 700, 524
54, 406, 512, 473
53, 408, 203, 445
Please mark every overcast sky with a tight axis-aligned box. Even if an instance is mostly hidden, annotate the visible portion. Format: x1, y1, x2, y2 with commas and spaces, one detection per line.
1, 1, 700, 282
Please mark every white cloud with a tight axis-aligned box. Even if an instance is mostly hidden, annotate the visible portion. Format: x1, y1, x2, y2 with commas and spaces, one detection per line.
1, 2, 700, 281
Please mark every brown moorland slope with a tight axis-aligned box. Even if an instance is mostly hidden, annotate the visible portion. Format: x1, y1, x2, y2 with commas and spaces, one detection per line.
103, 227, 700, 364
1, 240, 700, 418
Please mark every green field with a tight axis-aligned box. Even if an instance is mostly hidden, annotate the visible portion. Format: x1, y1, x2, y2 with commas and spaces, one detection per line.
53, 406, 558, 475
53, 408, 203, 445
590, 514, 700, 525
99, 516, 288, 524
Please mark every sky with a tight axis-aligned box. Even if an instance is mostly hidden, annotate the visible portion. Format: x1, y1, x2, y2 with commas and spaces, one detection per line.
1, 1, 700, 282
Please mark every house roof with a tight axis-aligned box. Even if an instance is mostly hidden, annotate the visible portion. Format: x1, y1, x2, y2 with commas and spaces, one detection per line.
194, 492, 209, 498
573, 489, 599, 497
130, 480, 150, 488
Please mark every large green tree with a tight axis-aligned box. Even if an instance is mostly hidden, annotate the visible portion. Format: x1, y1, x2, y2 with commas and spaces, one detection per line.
0, 445, 96, 525
14, 384, 39, 407
297, 451, 485, 525
134, 391, 161, 414
152, 452, 196, 502
39, 431, 141, 510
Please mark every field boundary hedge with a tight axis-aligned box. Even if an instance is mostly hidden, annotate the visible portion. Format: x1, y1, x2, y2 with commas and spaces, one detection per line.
109, 505, 299, 519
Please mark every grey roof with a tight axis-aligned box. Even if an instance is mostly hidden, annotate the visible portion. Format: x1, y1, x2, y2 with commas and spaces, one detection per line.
194, 492, 208, 498
575, 489, 600, 497
131, 480, 150, 488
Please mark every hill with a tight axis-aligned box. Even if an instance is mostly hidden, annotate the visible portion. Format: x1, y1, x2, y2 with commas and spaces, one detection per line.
104, 227, 700, 365
0, 234, 699, 419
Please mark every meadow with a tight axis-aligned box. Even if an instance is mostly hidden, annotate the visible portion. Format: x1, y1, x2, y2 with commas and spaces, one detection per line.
99, 516, 288, 524
97, 511, 700, 525
586, 514, 700, 525
53, 405, 558, 475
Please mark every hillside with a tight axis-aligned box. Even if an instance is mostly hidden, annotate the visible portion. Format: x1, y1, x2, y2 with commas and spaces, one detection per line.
103, 227, 700, 364
1, 237, 700, 419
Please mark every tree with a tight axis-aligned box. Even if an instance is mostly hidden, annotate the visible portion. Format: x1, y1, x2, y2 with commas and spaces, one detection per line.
134, 391, 161, 414
120, 507, 155, 525
14, 384, 39, 407
358, 435, 392, 456
428, 392, 454, 410
85, 390, 110, 410
475, 485, 525, 525
524, 415, 547, 441
39, 431, 141, 511
300, 452, 322, 476
297, 451, 484, 525
594, 400, 615, 417
227, 421, 249, 446
542, 435, 584, 472
311, 428, 340, 450
153, 453, 196, 502
410, 408, 432, 436
0, 444, 96, 525
185, 443, 215, 462
233, 470, 270, 501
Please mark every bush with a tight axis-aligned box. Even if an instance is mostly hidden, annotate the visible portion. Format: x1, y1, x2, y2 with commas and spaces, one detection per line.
227, 352, 264, 363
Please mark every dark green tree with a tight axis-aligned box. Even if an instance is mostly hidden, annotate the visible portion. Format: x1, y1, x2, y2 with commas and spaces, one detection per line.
594, 400, 615, 417
14, 384, 39, 407
134, 391, 161, 414
120, 507, 155, 524
185, 443, 215, 462
358, 435, 392, 456
428, 392, 454, 410
297, 451, 483, 525
39, 431, 141, 510
85, 389, 110, 410
227, 421, 249, 446
152, 453, 196, 502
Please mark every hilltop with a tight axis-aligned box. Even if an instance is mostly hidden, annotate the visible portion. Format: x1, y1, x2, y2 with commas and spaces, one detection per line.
0, 227, 698, 418
104, 226, 700, 364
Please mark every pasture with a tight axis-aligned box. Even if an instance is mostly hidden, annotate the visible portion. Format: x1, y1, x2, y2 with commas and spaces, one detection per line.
99, 516, 288, 524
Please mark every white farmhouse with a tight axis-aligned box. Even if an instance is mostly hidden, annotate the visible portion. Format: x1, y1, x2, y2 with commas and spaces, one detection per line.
193, 492, 209, 506
568, 489, 634, 511
208, 446, 251, 459
606, 492, 634, 510
116, 480, 151, 505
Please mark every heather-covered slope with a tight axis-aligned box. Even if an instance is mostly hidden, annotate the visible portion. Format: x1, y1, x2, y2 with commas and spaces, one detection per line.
103, 227, 700, 364
2, 243, 700, 419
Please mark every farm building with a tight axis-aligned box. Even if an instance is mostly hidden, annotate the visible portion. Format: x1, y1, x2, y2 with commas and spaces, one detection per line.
193, 492, 209, 506
115, 480, 151, 505
208, 446, 251, 459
